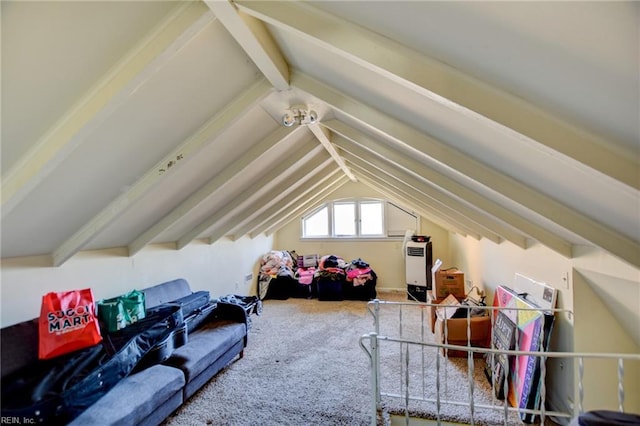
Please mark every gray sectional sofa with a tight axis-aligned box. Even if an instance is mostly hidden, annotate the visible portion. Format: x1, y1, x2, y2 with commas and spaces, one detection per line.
1, 278, 249, 425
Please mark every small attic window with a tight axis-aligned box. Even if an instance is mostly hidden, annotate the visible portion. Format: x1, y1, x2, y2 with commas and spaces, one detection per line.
301, 199, 418, 239
303, 205, 329, 237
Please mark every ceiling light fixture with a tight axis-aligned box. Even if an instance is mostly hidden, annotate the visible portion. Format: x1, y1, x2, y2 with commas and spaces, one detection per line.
282, 106, 318, 127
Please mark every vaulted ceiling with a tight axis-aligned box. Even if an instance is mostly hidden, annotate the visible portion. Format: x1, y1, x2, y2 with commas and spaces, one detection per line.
2, 1, 638, 268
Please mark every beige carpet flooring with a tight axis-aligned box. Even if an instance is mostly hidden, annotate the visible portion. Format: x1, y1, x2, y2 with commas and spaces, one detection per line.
162, 292, 519, 426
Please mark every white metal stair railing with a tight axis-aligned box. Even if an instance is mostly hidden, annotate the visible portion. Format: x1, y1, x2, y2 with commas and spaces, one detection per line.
359, 299, 640, 426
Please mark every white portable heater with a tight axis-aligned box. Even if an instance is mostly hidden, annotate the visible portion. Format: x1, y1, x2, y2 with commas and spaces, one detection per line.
405, 240, 433, 301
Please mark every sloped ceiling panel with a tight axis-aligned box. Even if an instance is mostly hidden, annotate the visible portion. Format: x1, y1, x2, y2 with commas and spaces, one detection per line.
262, 175, 351, 237
354, 173, 474, 239
340, 147, 521, 246
326, 119, 590, 249
1, 0, 179, 170
231, 166, 344, 240
86, 112, 298, 251
205, 150, 334, 245
2, 2, 215, 217
184, 143, 330, 246
352, 166, 484, 241
309, 1, 639, 151
243, 1, 638, 186
577, 269, 640, 345
1, 1, 638, 271
155, 134, 323, 246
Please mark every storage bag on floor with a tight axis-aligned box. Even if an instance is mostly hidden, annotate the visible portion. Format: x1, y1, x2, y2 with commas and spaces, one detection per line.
316, 278, 344, 301
262, 275, 295, 300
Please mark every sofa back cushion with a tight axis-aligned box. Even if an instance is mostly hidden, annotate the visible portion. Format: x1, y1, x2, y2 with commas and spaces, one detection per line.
1, 278, 193, 377
142, 279, 191, 310
1, 318, 39, 378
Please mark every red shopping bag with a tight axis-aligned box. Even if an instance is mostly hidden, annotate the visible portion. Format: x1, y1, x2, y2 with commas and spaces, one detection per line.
38, 288, 102, 359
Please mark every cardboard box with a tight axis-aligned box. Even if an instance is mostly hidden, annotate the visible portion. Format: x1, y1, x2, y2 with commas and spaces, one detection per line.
297, 254, 318, 268
427, 293, 459, 333
434, 314, 491, 358
432, 267, 466, 299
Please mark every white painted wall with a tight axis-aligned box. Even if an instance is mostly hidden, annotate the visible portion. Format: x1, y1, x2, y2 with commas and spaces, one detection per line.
1, 235, 273, 327
278, 203, 640, 414
571, 247, 640, 413
3, 192, 638, 415
273, 182, 451, 291
450, 234, 640, 414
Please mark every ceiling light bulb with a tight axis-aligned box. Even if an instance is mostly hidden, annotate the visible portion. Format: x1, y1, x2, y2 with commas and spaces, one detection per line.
282, 111, 296, 127
306, 110, 318, 124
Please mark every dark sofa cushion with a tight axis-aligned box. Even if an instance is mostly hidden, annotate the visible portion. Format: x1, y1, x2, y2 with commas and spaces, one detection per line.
182, 339, 245, 400
2, 278, 249, 426
142, 278, 191, 309
576, 410, 640, 426
1, 318, 39, 378
163, 320, 245, 382
68, 364, 184, 426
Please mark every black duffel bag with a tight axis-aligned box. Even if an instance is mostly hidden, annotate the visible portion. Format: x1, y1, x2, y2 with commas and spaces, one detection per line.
1, 303, 185, 425
169, 290, 217, 333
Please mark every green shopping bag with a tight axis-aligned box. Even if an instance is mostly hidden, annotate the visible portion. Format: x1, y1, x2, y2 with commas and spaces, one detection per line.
98, 289, 146, 333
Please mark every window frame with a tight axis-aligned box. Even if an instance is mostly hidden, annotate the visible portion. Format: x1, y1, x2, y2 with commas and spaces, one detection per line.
300, 198, 418, 240
358, 199, 385, 236
302, 204, 330, 238
332, 201, 357, 237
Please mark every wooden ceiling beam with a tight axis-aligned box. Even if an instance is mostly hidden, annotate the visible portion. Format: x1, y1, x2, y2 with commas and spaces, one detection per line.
204, 152, 331, 245
226, 158, 340, 240
299, 76, 640, 267
176, 143, 326, 248
237, 0, 638, 190
127, 124, 303, 256
51, 79, 272, 266
2, 2, 214, 219
353, 170, 475, 239
308, 123, 357, 182
205, 0, 289, 90
326, 119, 570, 257
262, 176, 350, 237
344, 153, 503, 244
208, 157, 335, 244
229, 167, 343, 240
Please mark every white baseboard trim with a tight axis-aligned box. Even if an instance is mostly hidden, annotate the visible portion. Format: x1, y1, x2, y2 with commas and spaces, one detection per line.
376, 287, 406, 294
